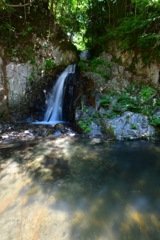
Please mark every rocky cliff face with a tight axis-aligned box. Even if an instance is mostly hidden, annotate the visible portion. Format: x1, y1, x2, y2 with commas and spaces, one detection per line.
0, 29, 79, 122
108, 41, 160, 84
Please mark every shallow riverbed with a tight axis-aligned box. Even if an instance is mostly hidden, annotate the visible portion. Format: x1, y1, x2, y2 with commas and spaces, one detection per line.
0, 134, 160, 240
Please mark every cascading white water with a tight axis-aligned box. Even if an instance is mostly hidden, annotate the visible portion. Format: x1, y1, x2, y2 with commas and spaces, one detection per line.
44, 64, 76, 123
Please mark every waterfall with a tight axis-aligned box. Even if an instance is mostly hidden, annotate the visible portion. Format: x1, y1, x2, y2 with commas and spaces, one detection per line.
43, 64, 76, 123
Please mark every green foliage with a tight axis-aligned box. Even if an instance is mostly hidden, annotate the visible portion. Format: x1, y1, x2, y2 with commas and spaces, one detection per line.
53, 0, 89, 49
90, 58, 111, 74
0, 0, 51, 60
100, 96, 112, 108
137, 33, 160, 49
27, 64, 43, 83
78, 106, 93, 133
99, 81, 160, 121
78, 106, 101, 134
81, 0, 160, 60
100, 92, 139, 116
1, 0, 160, 62
93, 113, 99, 118
78, 61, 89, 71
105, 2, 160, 60
150, 116, 160, 126
29, 57, 36, 65
139, 86, 156, 101
45, 59, 56, 70
78, 57, 111, 79
78, 120, 92, 133
1, 0, 160, 60
22, 27, 33, 37
130, 123, 138, 130
28, 73, 34, 84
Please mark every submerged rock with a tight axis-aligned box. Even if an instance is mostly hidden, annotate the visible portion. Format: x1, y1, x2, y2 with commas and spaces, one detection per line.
54, 123, 67, 135
0, 123, 78, 144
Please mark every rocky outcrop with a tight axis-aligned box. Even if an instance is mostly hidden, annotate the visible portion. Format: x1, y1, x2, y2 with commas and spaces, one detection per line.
105, 111, 155, 140
32, 35, 78, 67
6, 62, 32, 104
0, 1, 81, 123
75, 107, 155, 140
75, 52, 157, 140
3, 41, 78, 105
0, 34, 78, 122
108, 41, 160, 84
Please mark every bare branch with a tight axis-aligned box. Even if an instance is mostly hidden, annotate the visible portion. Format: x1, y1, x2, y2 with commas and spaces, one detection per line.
0, 1, 34, 8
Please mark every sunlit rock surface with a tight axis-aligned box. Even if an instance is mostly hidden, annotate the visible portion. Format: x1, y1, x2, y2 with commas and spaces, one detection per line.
6, 62, 32, 104
107, 42, 160, 83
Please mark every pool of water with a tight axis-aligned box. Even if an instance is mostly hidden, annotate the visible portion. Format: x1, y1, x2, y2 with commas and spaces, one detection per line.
0, 136, 160, 240
32, 120, 68, 125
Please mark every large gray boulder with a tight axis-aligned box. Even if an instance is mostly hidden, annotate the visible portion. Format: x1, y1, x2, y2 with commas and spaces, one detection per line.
104, 111, 155, 140
6, 61, 32, 105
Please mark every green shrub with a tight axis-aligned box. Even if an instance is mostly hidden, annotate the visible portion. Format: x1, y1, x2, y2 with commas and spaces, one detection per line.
150, 116, 160, 126
78, 57, 111, 78
139, 86, 156, 101
45, 59, 56, 70
99, 82, 160, 120
78, 120, 92, 133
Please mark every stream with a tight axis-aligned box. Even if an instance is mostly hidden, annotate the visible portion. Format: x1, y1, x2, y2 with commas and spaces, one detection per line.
0, 133, 160, 240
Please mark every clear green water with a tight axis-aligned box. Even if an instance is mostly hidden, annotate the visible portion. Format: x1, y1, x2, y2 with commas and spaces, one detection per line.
0, 136, 160, 240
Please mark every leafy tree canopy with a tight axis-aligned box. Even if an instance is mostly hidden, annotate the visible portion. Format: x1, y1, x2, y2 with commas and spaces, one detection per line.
0, 0, 160, 57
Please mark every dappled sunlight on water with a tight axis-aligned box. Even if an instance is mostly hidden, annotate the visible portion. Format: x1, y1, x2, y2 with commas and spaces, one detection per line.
0, 136, 160, 239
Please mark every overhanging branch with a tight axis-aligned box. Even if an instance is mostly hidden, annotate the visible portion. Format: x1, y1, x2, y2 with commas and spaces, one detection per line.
0, 1, 34, 8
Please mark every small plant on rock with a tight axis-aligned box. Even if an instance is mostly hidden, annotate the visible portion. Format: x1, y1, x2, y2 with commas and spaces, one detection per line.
150, 116, 160, 126
78, 120, 92, 133
139, 86, 156, 101
45, 59, 56, 71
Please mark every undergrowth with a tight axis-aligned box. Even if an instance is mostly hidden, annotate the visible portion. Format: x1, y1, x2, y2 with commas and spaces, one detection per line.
99, 81, 160, 126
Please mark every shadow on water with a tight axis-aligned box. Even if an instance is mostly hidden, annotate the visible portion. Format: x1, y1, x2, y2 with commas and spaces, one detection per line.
0, 136, 160, 240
